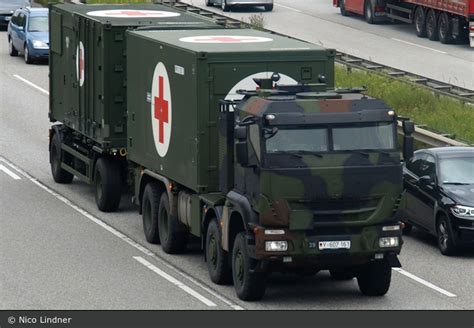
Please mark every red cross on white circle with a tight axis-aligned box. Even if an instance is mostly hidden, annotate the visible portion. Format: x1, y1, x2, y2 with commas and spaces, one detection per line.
179, 35, 273, 44
87, 9, 181, 18
154, 76, 168, 145
151, 62, 172, 157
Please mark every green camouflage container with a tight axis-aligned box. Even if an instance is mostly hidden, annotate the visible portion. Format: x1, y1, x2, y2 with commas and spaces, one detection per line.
126, 28, 335, 193
48, 3, 220, 150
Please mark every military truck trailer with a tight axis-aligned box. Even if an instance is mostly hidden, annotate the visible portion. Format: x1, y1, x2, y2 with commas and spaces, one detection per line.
124, 28, 414, 300
48, 3, 222, 211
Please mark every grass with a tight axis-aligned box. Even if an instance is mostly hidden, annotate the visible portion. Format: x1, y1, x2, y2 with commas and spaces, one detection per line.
86, 0, 154, 3
34, 0, 62, 5
336, 66, 474, 144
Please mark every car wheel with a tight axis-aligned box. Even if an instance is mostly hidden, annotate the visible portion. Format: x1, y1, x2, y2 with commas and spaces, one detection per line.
205, 0, 213, 7
339, 0, 350, 16
24, 44, 33, 64
94, 157, 122, 212
264, 4, 273, 11
142, 182, 161, 244
426, 9, 439, 41
158, 192, 188, 254
221, 0, 230, 12
437, 215, 456, 256
206, 219, 232, 284
364, 0, 374, 24
49, 132, 74, 184
414, 6, 427, 37
357, 259, 391, 296
438, 12, 454, 44
8, 37, 18, 56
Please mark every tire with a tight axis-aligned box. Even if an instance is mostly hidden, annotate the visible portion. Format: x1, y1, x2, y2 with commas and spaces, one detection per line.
158, 192, 188, 254
426, 9, 439, 41
49, 132, 74, 184
402, 222, 413, 235
221, 0, 230, 12
8, 37, 18, 56
364, 0, 374, 24
142, 182, 161, 244
24, 44, 32, 64
264, 4, 273, 11
232, 232, 266, 301
438, 12, 454, 44
414, 6, 427, 37
94, 157, 122, 212
357, 259, 391, 296
205, 0, 213, 7
339, 0, 349, 16
437, 215, 456, 256
206, 219, 232, 284
329, 268, 355, 280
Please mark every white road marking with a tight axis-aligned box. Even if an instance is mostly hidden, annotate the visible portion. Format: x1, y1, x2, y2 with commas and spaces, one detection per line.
134, 256, 216, 307
391, 38, 448, 55
274, 3, 302, 13
0, 156, 245, 311
13, 74, 49, 95
393, 268, 457, 298
0, 164, 21, 180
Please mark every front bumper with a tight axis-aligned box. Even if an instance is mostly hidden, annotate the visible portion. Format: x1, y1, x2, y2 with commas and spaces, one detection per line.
451, 214, 474, 245
251, 224, 402, 268
29, 47, 49, 59
226, 0, 273, 5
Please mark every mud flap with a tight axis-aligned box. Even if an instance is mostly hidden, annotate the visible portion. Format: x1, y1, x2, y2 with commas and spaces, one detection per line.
386, 253, 401, 267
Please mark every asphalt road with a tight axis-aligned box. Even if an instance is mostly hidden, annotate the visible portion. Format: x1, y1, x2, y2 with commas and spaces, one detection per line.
182, 0, 474, 90
0, 29, 473, 310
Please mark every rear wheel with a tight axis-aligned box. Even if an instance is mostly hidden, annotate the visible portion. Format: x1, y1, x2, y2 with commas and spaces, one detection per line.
206, 219, 232, 284
8, 37, 18, 56
94, 157, 122, 212
232, 232, 266, 301
357, 259, 391, 296
50, 133, 73, 184
339, 0, 349, 16
364, 0, 374, 24
221, 0, 230, 12
142, 182, 161, 244
158, 192, 188, 254
414, 6, 427, 37
264, 4, 273, 11
437, 215, 456, 256
438, 12, 454, 44
24, 44, 32, 64
426, 9, 439, 41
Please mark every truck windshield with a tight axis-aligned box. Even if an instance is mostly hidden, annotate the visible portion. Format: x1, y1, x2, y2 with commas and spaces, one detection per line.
265, 122, 395, 154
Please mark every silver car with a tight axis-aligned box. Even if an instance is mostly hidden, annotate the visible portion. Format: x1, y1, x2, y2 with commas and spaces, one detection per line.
205, 0, 273, 12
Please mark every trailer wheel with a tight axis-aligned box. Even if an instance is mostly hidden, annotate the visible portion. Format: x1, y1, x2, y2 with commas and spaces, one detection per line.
50, 133, 73, 184
205, 0, 213, 7
142, 182, 161, 244
158, 192, 188, 254
221, 0, 230, 12
329, 268, 355, 280
94, 157, 122, 212
414, 6, 427, 37
438, 12, 454, 44
426, 9, 439, 41
232, 232, 266, 301
364, 0, 374, 24
206, 219, 232, 284
339, 0, 350, 16
357, 259, 391, 296
8, 37, 18, 56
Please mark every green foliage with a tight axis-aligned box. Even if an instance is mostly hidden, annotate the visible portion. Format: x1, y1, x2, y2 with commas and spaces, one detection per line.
86, 0, 154, 3
244, 13, 265, 31
34, 0, 62, 5
336, 66, 474, 144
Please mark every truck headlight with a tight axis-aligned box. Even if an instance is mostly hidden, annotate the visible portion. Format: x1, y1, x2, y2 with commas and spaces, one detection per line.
450, 205, 474, 219
265, 241, 288, 252
379, 237, 399, 248
32, 40, 48, 49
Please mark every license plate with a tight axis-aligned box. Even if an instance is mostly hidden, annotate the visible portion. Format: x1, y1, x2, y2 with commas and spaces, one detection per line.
318, 240, 351, 250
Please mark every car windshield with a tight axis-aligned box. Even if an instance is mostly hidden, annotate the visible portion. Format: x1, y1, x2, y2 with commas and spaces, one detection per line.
28, 16, 48, 32
439, 156, 474, 184
332, 122, 395, 150
266, 128, 328, 153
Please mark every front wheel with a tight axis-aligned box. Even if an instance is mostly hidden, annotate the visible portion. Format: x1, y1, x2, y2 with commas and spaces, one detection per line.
94, 157, 122, 212
206, 219, 232, 284
437, 215, 456, 256
232, 232, 266, 301
24, 44, 33, 64
158, 192, 188, 254
357, 259, 392, 296
9, 37, 18, 56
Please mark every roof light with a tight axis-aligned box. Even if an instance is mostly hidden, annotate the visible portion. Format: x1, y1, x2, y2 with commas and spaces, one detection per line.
388, 110, 395, 116
266, 114, 276, 121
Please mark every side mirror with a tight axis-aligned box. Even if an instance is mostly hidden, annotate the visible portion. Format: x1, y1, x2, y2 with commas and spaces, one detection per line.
234, 126, 247, 140
235, 141, 249, 167
402, 121, 415, 162
403, 121, 415, 135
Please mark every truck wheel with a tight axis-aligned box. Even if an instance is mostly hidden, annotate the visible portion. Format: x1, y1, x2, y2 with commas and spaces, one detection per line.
94, 157, 122, 212
339, 0, 350, 16
232, 232, 266, 301
438, 12, 454, 44
437, 215, 456, 256
426, 9, 439, 41
205, 0, 213, 7
8, 37, 18, 56
329, 268, 355, 280
264, 4, 273, 11
158, 192, 188, 254
24, 44, 33, 64
142, 182, 161, 244
414, 6, 427, 37
221, 0, 230, 12
206, 219, 232, 284
364, 0, 374, 24
50, 133, 73, 184
357, 259, 391, 296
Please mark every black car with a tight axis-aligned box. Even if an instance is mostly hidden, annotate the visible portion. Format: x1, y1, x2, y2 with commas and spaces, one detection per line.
0, 0, 30, 29
403, 147, 474, 255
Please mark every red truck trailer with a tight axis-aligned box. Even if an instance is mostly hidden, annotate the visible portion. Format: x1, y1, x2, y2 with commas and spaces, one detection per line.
333, 0, 474, 46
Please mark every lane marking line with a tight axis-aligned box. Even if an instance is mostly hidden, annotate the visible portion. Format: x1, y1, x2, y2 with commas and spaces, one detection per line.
0, 164, 21, 180
393, 268, 456, 298
274, 3, 302, 13
13, 74, 49, 95
134, 256, 216, 307
391, 38, 448, 55
0, 156, 245, 311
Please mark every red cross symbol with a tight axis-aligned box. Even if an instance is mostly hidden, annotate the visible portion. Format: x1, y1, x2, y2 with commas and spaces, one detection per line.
104, 10, 166, 17
79, 47, 84, 81
154, 76, 169, 144
193, 36, 259, 43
